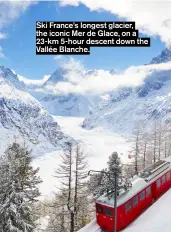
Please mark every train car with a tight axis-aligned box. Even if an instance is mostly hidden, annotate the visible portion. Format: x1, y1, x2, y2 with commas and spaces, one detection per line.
95, 159, 171, 232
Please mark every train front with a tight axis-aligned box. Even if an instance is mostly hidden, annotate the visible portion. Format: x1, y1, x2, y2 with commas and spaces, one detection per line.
95, 200, 116, 232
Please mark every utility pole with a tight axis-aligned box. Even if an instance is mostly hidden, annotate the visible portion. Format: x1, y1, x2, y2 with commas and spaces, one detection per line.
114, 169, 117, 232
112, 151, 119, 232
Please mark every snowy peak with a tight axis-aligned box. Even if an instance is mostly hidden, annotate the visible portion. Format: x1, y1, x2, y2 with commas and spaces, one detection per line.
39, 67, 101, 117
150, 48, 171, 64
0, 66, 24, 89
44, 68, 66, 85
0, 66, 17, 80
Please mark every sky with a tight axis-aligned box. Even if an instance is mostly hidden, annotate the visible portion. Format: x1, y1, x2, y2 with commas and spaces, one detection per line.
0, 0, 169, 81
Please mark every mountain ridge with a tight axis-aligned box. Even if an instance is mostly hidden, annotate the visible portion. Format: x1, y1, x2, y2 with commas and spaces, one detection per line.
150, 48, 171, 64
82, 48, 171, 134
0, 66, 73, 154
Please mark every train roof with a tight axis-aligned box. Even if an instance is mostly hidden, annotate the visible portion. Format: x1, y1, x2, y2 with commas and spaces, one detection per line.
96, 159, 171, 207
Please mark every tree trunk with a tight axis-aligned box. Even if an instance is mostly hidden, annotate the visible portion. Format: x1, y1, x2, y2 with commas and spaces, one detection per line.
143, 143, 147, 169
135, 133, 139, 175
74, 146, 78, 229
70, 211, 75, 232
164, 141, 167, 158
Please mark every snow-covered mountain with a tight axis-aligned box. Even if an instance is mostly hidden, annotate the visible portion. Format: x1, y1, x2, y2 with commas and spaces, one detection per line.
0, 66, 72, 154
36, 67, 100, 117
150, 48, 171, 64
82, 48, 171, 134
40, 93, 97, 117
20, 64, 117, 117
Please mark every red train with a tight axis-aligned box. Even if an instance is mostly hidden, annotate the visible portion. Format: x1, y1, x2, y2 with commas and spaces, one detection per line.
95, 159, 171, 231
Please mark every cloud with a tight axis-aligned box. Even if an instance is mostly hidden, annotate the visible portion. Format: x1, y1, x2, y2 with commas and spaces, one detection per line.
54, 55, 84, 71
61, 57, 84, 71
16, 56, 171, 96
54, 56, 86, 84
100, 94, 110, 101
0, 33, 7, 40
42, 58, 171, 95
0, 46, 5, 58
17, 74, 50, 86
59, 0, 171, 46
0, 1, 36, 51
11, 70, 50, 86
0, 1, 36, 30
59, 0, 79, 7
54, 55, 63, 60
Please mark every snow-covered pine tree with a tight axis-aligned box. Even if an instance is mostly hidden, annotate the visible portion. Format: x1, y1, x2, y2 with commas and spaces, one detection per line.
73, 144, 90, 231
53, 142, 89, 232
129, 120, 148, 175
54, 142, 74, 232
88, 168, 108, 198
163, 123, 171, 157
46, 191, 67, 232
139, 131, 150, 169
150, 121, 158, 163
0, 142, 42, 232
75, 195, 92, 230
106, 152, 132, 196
88, 152, 132, 200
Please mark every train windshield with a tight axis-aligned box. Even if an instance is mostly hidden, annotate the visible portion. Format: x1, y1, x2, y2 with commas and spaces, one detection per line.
106, 208, 113, 216
96, 205, 103, 213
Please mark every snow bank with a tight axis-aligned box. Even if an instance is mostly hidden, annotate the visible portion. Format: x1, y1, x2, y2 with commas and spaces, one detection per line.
124, 189, 171, 232
78, 219, 100, 232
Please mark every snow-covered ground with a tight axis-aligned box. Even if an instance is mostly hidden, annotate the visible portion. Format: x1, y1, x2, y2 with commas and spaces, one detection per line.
32, 150, 62, 200
54, 116, 131, 170
124, 188, 171, 232
78, 219, 100, 232
33, 116, 131, 200
78, 188, 171, 232
35, 216, 50, 232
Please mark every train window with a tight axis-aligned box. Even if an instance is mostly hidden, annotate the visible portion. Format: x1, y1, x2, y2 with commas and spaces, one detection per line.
166, 172, 171, 180
146, 186, 151, 196
140, 191, 145, 201
125, 201, 131, 213
96, 205, 103, 213
162, 175, 166, 184
132, 195, 138, 207
106, 208, 113, 216
157, 179, 161, 188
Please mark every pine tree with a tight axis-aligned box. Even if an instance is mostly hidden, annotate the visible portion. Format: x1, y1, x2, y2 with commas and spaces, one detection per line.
139, 131, 150, 169
75, 196, 92, 230
53, 142, 89, 232
73, 144, 88, 231
151, 121, 158, 163
88, 168, 108, 198
0, 142, 42, 232
129, 120, 149, 174
88, 152, 132, 200
46, 191, 67, 232
106, 152, 131, 195
131, 121, 142, 174
54, 142, 74, 232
